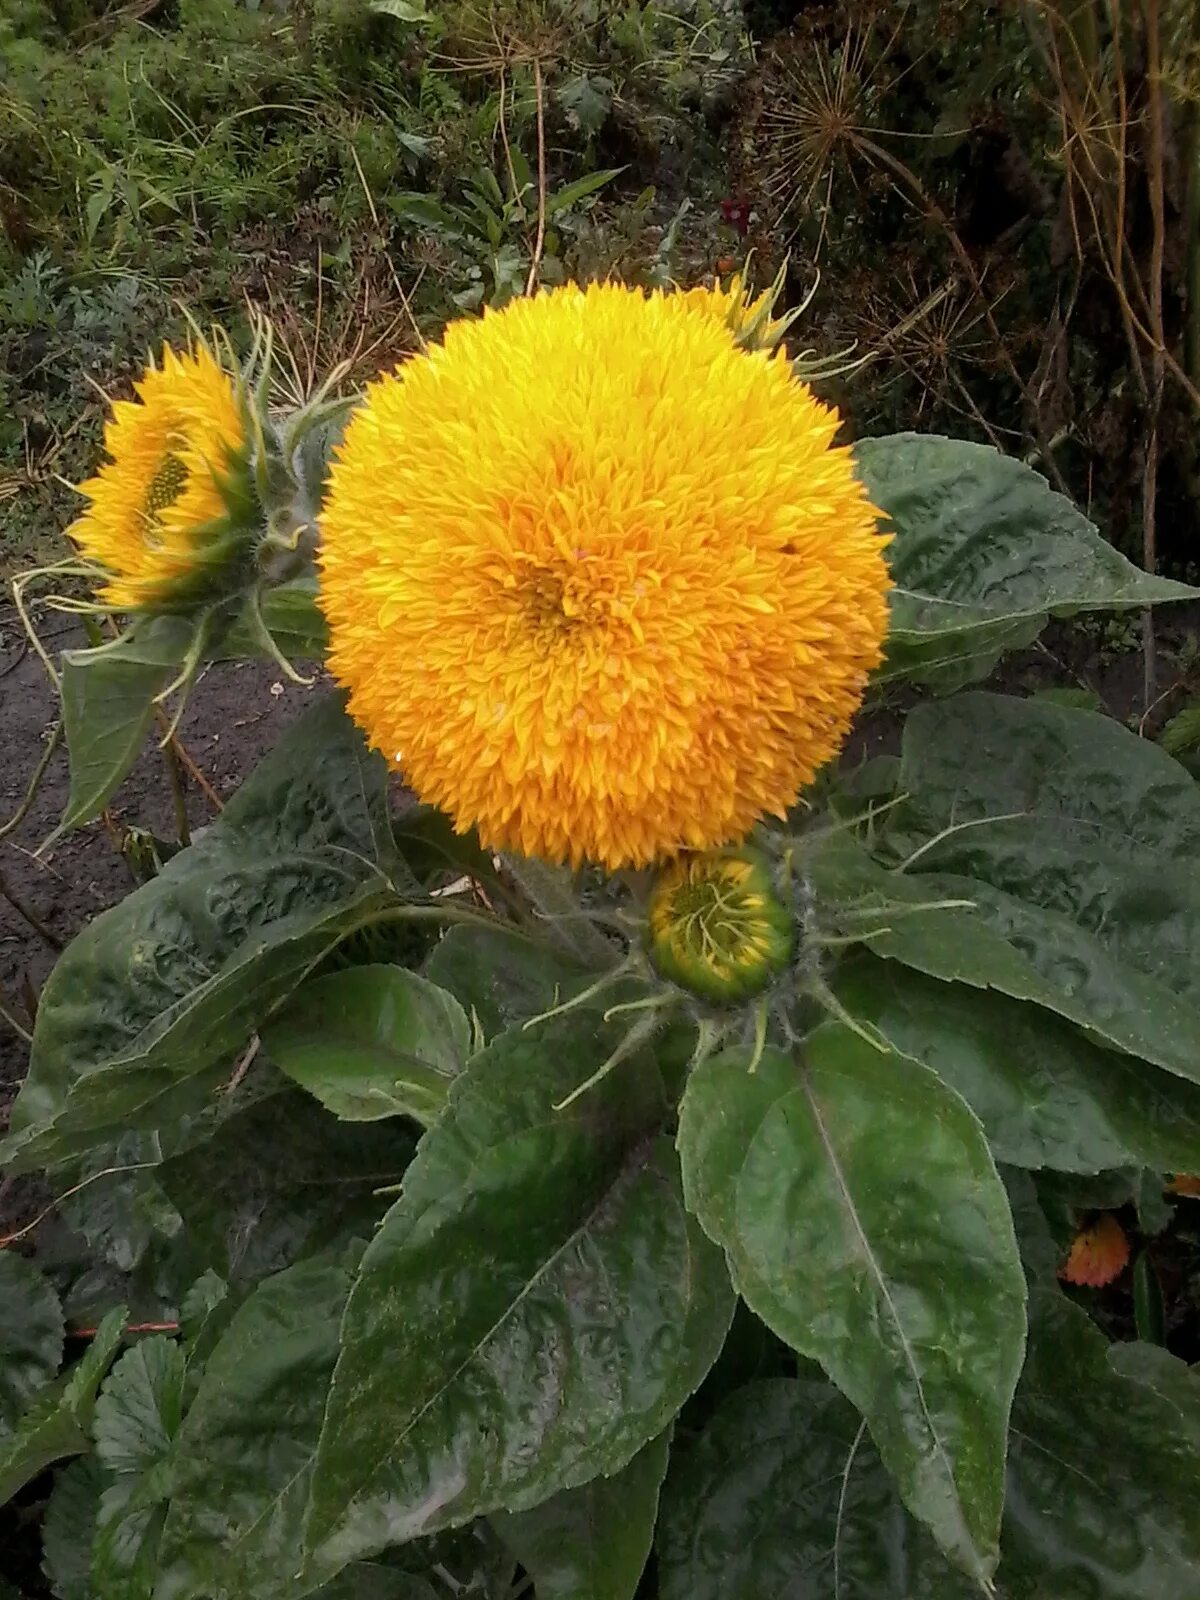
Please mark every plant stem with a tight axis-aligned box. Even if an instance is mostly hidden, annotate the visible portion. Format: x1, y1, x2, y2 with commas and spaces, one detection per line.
163, 737, 191, 847
0, 722, 61, 842
1142, 0, 1167, 708
524, 56, 547, 296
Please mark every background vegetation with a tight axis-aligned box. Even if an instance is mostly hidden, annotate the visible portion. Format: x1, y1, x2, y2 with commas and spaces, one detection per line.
3, 0, 1199, 588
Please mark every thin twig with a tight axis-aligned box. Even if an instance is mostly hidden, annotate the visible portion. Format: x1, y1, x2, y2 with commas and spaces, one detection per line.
524, 57, 548, 296
0, 983, 32, 1044
0, 722, 61, 842
0, 1162, 159, 1248
0, 864, 63, 950
152, 708, 223, 812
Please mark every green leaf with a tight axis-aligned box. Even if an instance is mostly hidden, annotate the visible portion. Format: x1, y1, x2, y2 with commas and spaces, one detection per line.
1159, 702, 1200, 756
368, 0, 430, 19
0, 1253, 65, 1430
1001, 1289, 1200, 1595
2, 695, 403, 1172
90, 1336, 186, 1599
676, 1030, 1026, 1585
303, 1015, 734, 1577
158, 1088, 415, 1282
492, 1430, 671, 1600
93, 1336, 185, 1478
155, 1257, 354, 1600
557, 75, 614, 136
423, 924, 592, 1041
0, 1307, 126, 1505
54, 616, 194, 835
856, 435, 1196, 688
42, 1456, 108, 1600
262, 966, 470, 1124
832, 956, 1200, 1174
546, 167, 625, 215
214, 577, 330, 663
811, 823, 1200, 1094
656, 1378, 977, 1600
865, 693, 1200, 1088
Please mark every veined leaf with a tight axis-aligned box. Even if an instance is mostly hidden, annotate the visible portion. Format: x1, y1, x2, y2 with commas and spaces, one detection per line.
0, 1309, 126, 1506
262, 966, 470, 1124
2, 695, 403, 1172
0, 1253, 65, 1431
676, 1030, 1026, 1585
656, 1378, 978, 1600
303, 1016, 734, 1577
856, 435, 1196, 689
832, 956, 1200, 1174
54, 615, 194, 836
492, 1431, 671, 1600
422, 923, 591, 1041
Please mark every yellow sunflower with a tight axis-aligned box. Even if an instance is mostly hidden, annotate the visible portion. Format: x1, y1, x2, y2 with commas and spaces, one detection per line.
69, 343, 257, 612
319, 283, 891, 870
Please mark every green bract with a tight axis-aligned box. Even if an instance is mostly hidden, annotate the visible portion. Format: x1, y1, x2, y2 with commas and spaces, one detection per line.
4, 430, 1200, 1600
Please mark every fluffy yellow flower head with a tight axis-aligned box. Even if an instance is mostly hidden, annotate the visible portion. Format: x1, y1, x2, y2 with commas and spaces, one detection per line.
69, 343, 256, 612
319, 283, 891, 869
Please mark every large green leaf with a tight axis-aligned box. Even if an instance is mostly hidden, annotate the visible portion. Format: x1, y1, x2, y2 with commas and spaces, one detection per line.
810, 827, 1200, 1091
2, 695, 404, 1172
492, 1431, 671, 1600
856, 434, 1196, 688
660, 1316, 1200, 1600
656, 1378, 977, 1600
155, 1256, 353, 1600
303, 1016, 735, 1577
833, 956, 1200, 1174
262, 966, 470, 1124
91, 1336, 187, 1599
53, 616, 194, 837
676, 1030, 1026, 1585
158, 1088, 415, 1282
839, 693, 1200, 1087
423, 924, 592, 1041
1001, 1289, 1200, 1596
0, 1308, 126, 1505
0, 1253, 65, 1430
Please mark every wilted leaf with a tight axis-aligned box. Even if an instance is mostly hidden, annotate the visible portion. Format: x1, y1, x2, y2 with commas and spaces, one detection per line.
1058, 1214, 1130, 1287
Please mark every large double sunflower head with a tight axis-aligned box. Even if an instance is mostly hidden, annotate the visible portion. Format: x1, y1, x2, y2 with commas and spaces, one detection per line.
319, 282, 891, 870
69, 341, 261, 613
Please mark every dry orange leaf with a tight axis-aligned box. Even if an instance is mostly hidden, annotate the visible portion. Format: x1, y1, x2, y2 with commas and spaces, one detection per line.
1167, 1174, 1200, 1196
1059, 1213, 1130, 1288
